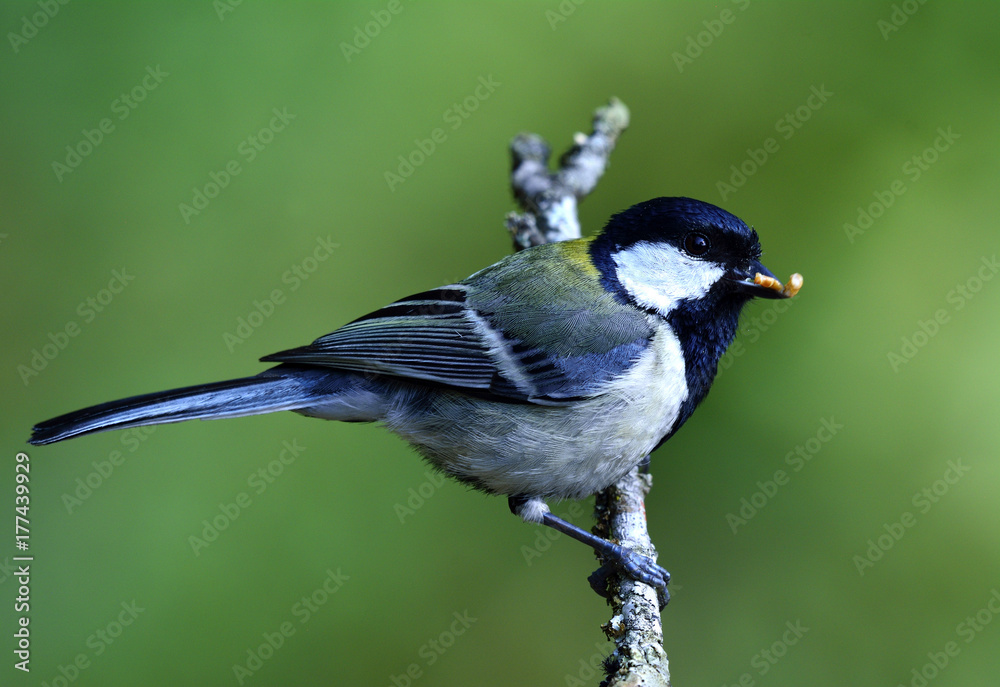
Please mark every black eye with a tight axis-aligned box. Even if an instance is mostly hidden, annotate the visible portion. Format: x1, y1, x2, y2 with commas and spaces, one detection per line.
684, 232, 710, 257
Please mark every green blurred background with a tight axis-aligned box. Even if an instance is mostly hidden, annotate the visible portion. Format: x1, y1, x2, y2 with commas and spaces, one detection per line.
2, 2, 998, 685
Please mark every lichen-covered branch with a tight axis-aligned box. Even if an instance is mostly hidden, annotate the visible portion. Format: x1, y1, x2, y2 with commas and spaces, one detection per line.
594, 469, 670, 687
506, 97, 630, 248
504, 98, 670, 687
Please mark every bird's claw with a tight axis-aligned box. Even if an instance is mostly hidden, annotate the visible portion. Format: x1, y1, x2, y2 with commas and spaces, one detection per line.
588, 563, 615, 598
618, 548, 670, 590
589, 548, 670, 607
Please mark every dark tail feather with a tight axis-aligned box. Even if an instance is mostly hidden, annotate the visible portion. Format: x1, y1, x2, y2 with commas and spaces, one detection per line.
29, 367, 328, 445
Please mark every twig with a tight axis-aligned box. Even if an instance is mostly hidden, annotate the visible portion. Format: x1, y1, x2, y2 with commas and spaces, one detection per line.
506, 97, 630, 249
505, 99, 670, 686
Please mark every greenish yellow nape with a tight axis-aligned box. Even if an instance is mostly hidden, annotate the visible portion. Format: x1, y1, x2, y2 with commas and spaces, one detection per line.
556, 236, 600, 279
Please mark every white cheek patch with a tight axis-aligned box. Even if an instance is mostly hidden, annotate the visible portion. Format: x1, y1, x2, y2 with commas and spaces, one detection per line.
613, 242, 725, 316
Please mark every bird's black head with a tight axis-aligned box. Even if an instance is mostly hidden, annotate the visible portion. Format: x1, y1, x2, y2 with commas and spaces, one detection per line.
589, 196, 791, 316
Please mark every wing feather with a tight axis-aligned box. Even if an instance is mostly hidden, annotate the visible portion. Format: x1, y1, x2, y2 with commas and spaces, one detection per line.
263, 244, 655, 404
262, 287, 499, 390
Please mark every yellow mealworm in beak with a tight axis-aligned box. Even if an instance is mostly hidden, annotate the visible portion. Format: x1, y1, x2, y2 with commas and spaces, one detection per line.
782, 273, 803, 298
754, 272, 803, 298
754, 273, 783, 291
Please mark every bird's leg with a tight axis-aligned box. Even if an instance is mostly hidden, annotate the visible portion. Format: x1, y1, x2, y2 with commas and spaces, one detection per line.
542, 510, 670, 599
508, 495, 670, 598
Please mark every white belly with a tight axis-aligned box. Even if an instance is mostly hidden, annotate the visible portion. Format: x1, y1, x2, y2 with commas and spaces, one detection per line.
381, 325, 688, 499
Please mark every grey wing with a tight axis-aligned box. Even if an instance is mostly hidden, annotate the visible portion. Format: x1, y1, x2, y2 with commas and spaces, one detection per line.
261, 286, 499, 391
262, 280, 653, 405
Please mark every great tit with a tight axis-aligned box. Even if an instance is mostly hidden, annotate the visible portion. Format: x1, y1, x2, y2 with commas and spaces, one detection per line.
30, 197, 800, 592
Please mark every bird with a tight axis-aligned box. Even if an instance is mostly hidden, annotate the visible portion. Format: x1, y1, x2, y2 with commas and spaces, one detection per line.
29, 196, 801, 594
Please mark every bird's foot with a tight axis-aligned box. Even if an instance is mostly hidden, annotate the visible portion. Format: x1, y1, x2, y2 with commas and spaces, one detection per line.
589, 549, 670, 608
617, 547, 670, 589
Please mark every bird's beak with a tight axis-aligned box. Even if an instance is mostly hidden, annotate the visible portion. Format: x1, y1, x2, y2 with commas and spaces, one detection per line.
726, 263, 803, 299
